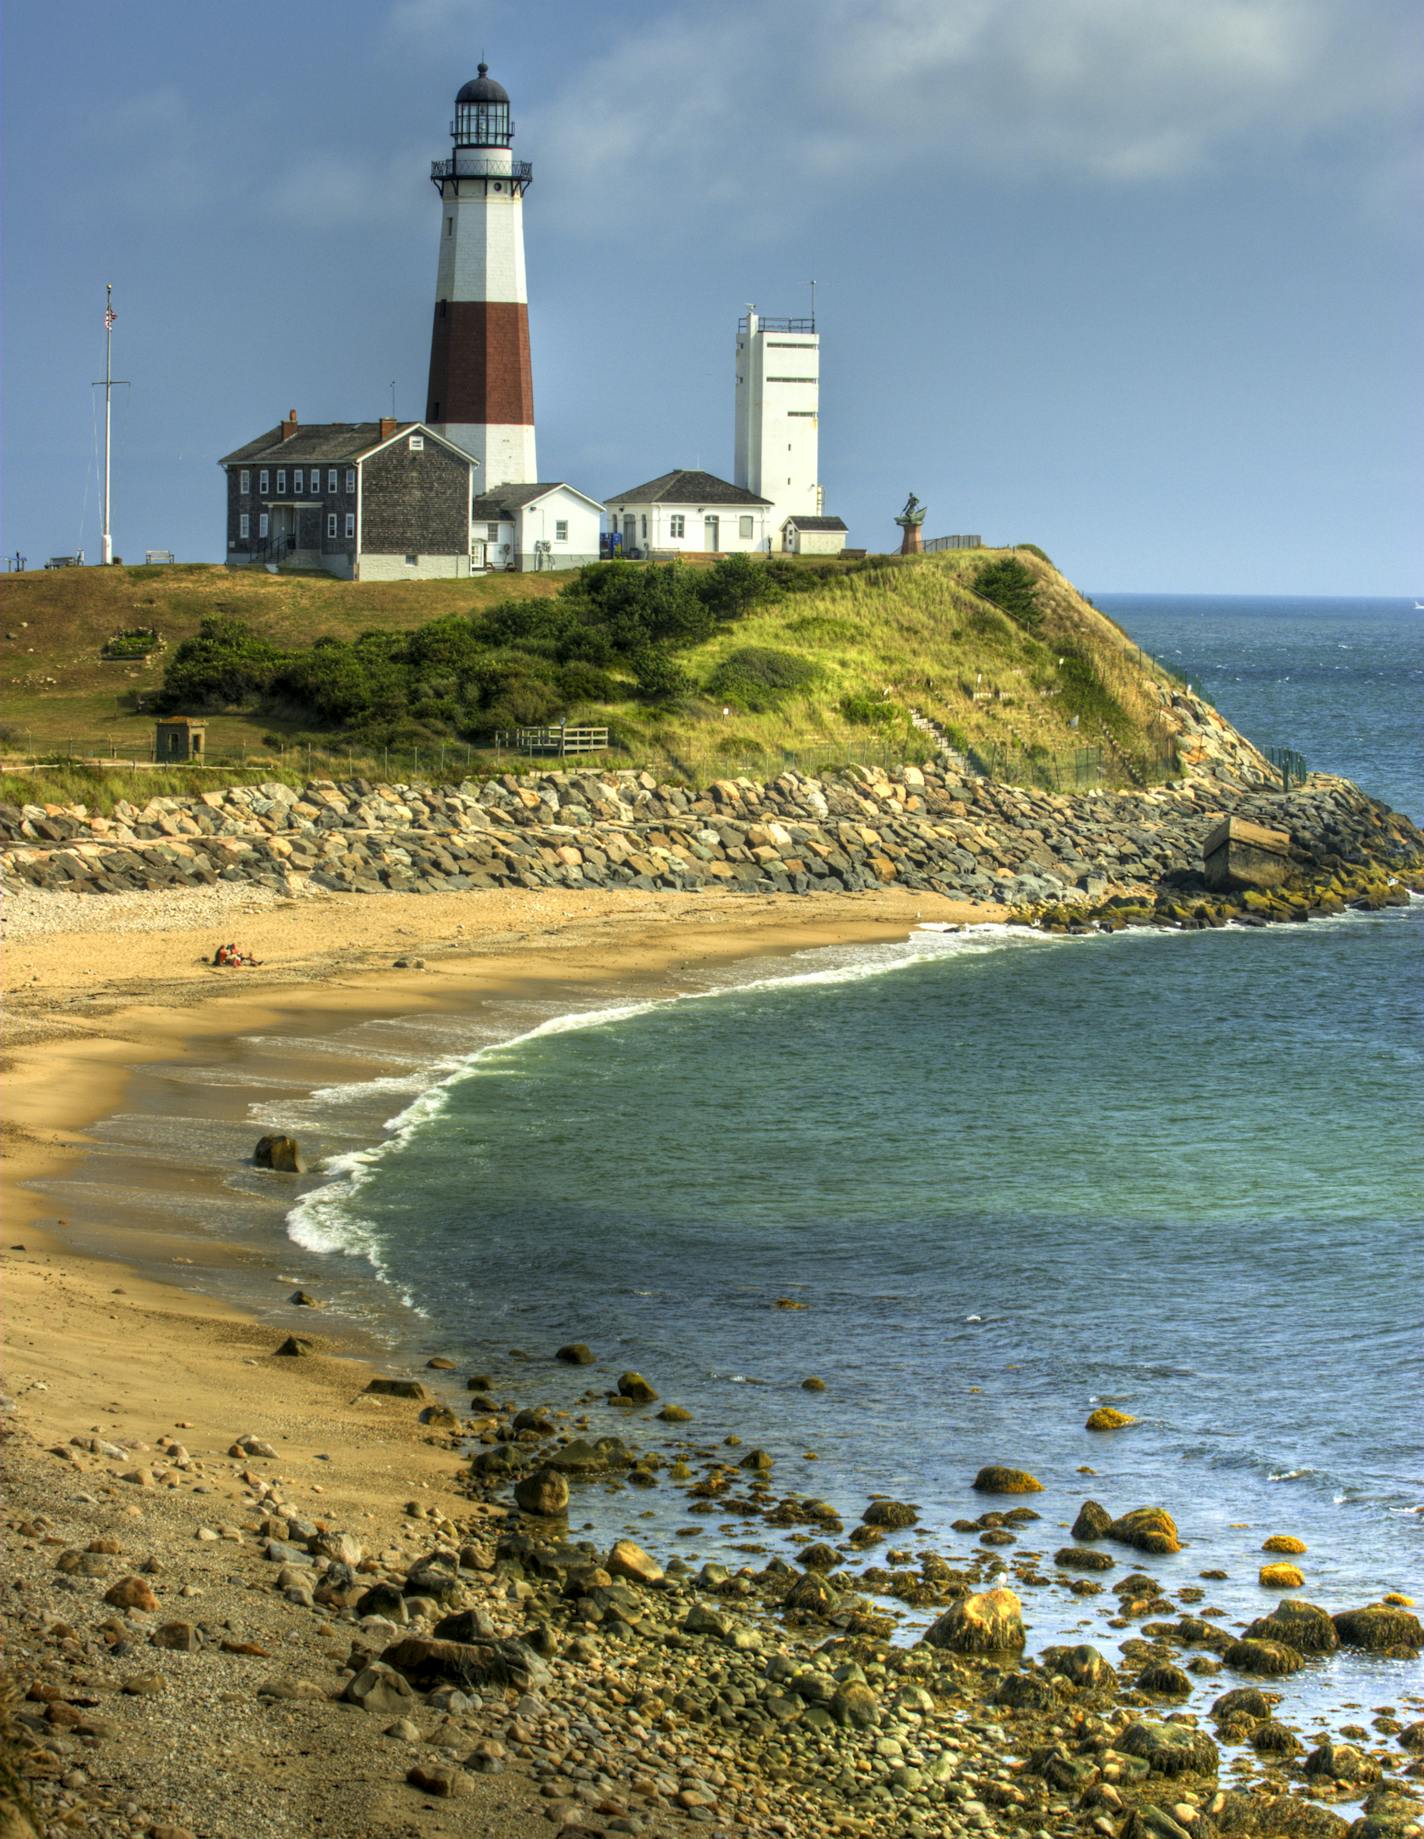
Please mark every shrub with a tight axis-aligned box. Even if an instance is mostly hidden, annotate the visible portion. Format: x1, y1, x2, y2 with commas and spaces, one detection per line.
632, 645, 691, 702
972, 558, 1041, 630
839, 692, 898, 727
158, 616, 287, 710
705, 646, 818, 711
1015, 544, 1053, 565
698, 553, 780, 622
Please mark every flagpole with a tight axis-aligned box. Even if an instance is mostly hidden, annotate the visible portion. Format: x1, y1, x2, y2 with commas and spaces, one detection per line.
102, 283, 114, 566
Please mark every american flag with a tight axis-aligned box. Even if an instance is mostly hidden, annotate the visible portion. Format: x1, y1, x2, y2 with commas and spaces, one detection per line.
104, 303, 116, 330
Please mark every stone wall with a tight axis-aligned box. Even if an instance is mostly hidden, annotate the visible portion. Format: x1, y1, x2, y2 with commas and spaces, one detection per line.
3, 760, 1420, 919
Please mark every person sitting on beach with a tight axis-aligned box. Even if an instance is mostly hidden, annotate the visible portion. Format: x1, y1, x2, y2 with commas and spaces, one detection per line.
213, 944, 231, 966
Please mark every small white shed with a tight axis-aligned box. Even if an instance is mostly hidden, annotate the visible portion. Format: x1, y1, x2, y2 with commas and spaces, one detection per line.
471, 482, 604, 572
782, 515, 848, 556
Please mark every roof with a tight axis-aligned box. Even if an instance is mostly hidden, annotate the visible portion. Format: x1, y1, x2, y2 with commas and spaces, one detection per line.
785, 515, 848, 532
456, 63, 509, 105
220, 422, 415, 466
604, 468, 772, 508
472, 481, 604, 516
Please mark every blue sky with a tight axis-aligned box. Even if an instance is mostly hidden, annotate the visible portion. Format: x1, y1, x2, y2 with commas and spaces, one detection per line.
2, 0, 1419, 592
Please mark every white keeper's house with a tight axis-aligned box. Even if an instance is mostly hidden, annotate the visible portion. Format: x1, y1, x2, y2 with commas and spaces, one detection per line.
604, 469, 773, 560
471, 481, 604, 572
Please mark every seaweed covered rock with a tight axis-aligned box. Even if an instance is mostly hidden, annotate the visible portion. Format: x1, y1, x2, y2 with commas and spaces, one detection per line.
1117, 1718, 1220, 1778
513, 1467, 569, 1518
1086, 1406, 1137, 1430
995, 1670, 1058, 1711
972, 1465, 1044, 1495
1250, 1719, 1302, 1754
1263, 1534, 1308, 1554
1136, 1661, 1193, 1698
1259, 1562, 1306, 1589
1332, 1605, 1424, 1654
615, 1371, 658, 1404
543, 1436, 634, 1473
1243, 1599, 1338, 1655
1057, 1544, 1116, 1571
922, 1586, 1025, 1653
1212, 1687, 1276, 1722
1209, 1788, 1349, 1837
1122, 1810, 1195, 1839
1107, 1506, 1182, 1554
1304, 1741, 1382, 1784
861, 1498, 919, 1529
1072, 1499, 1113, 1540
1224, 1637, 1307, 1676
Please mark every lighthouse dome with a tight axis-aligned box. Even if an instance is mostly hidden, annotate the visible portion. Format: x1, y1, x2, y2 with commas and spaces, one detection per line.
453, 63, 514, 147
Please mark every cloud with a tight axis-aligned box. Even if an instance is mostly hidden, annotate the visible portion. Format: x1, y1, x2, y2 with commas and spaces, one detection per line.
526, 0, 1421, 227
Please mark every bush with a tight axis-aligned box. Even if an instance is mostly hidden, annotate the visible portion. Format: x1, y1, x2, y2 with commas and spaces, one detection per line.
705, 647, 818, 711
839, 693, 898, 728
699, 553, 780, 621
632, 645, 691, 702
101, 626, 163, 660
158, 616, 287, 710
972, 558, 1041, 630
1015, 544, 1053, 566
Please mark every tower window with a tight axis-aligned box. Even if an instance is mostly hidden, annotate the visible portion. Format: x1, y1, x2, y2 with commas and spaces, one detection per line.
446, 216, 453, 236
239, 512, 250, 539
259, 512, 269, 538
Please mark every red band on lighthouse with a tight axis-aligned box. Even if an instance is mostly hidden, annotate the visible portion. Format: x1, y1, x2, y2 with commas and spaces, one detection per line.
427, 301, 533, 429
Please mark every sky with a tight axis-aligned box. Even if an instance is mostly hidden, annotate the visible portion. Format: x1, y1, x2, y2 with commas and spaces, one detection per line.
1, 0, 1420, 594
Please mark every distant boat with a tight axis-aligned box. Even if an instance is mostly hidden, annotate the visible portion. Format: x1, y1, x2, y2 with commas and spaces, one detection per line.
1415, 600, 1424, 610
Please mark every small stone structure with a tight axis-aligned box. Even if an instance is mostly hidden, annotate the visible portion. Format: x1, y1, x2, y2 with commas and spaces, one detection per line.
895, 492, 927, 556
1203, 815, 1292, 891
154, 716, 207, 762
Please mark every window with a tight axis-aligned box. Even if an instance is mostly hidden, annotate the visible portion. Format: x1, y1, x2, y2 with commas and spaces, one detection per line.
345, 468, 355, 492
328, 468, 338, 493
293, 468, 303, 493
276, 468, 287, 494
409, 434, 424, 451
259, 512, 269, 538
739, 516, 754, 539
669, 514, 685, 538
486, 522, 500, 540
554, 520, 568, 541
344, 512, 355, 540
259, 469, 269, 494
239, 469, 250, 494
405, 554, 419, 566
239, 512, 250, 540
640, 515, 647, 538
766, 341, 815, 349
446, 215, 453, 236
327, 513, 338, 539
788, 410, 818, 417
767, 376, 816, 383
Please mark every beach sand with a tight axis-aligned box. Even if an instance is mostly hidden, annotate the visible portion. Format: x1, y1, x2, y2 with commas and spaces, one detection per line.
2, 882, 998, 1838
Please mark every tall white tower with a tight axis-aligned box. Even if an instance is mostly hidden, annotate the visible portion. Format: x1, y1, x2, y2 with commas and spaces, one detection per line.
426, 64, 537, 486
733, 307, 823, 536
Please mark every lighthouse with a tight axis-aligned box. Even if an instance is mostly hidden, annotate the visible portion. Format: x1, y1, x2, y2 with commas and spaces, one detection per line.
425, 64, 537, 487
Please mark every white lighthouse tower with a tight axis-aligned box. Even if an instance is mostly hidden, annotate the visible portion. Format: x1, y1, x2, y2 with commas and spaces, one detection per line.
426, 64, 537, 487
734, 306, 823, 535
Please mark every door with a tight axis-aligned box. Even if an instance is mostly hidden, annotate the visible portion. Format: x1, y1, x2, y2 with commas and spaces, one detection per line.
704, 515, 720, 553
622, 515, 637, 556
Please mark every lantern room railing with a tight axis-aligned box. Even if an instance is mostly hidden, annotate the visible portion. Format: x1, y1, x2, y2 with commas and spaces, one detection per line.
431, 157, 534, 189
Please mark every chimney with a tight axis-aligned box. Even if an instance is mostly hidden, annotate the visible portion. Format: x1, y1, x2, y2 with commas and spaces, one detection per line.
279, 408, 299, 441
379, 417, 398, 440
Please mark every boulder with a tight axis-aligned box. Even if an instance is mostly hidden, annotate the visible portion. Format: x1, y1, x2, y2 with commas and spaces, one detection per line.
1211, 1687, 1275, 1722
513, 1468, 570, 1518
543, 1436, 633, 1474
1203, 816, 1292, 892
272, 1336, 312, 1358
1056, 1545, 1115, 1572
364, 1377, 428, 1401
784, 1571, 839, 1616
1243, 1600, 1338, 1654
1085, 1407, 1136, 1431
1117, 1718, 1220, 1778
379, 1635, 547, 1693
417, 1403, 460, 1429
1223, 1637, 1306, 1676
861, 1498, 919, 1529
254, 1134, 304, 1173
1106, 1506, 1181, 1554
606, 1540, 662, 1586
972, 1466, 1043, 1494
344, 1663, 415, 1715
405, 1764, 469, 1799
615, 1370, 658, 1404
103, 1576, 159, 1612
1262, 1534, 1307, 1554
1305, 1742, 1381, 1784
1136, 1661, 1193, 1697
555, 1343, 595, 1365
1332, 1605, 1423, 1654
1259, 1562, 1305, 1589
922, 1586, 1025, 1654
1249, 1720, 1302, 1754
1071, 1499, 1113, 1540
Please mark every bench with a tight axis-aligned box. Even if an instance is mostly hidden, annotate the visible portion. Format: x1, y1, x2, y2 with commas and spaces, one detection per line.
45, 552, 84, 569
144, 550, 175, 565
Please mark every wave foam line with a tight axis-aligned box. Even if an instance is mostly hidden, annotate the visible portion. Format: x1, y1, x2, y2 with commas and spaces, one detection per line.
283, 922, 1057, 1268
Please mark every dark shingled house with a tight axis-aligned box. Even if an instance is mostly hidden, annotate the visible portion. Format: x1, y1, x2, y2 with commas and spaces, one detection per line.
219, 410, 481, 580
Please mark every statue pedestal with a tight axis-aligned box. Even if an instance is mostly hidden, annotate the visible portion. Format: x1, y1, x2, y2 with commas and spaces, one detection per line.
896, 519, 924, 556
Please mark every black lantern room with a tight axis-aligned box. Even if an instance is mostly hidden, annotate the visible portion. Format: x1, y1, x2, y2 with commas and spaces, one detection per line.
454, 64, 513, 148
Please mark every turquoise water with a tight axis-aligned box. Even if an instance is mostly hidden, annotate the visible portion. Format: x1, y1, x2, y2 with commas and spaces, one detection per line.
279, 596, 1424, 1708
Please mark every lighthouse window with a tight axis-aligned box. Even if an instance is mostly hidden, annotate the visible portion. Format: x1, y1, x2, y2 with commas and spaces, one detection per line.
239, 470, 250, 495
446, 216, 453, 237
669, 515, 685, 538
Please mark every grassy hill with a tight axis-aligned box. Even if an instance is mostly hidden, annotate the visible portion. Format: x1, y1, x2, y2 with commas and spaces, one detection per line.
0, 550, 1189, 792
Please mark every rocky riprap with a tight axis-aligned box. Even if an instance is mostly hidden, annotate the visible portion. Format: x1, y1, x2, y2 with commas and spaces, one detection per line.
2, 754, 1421, 921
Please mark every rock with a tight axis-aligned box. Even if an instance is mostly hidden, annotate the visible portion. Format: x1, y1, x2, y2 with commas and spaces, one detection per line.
1117, 1718, 1220, 1778
1332, 1605, 1424, 1654
104, 1576, 159, 1612
1057, 1545, 1116, 1572
364, 1377, 428, 1401
1305, 1742, 1382, 1784
406, 1763, 469, 1798
1243, 1600, 1338, 1654
1086, 1406, 1137, 1430
1106, 1506, 1182, 1554
429, 1609, 496, 1643
555, 1343, 595, 1364
1212, 1687, 1275, 1722
657, 1403, 693, 1422
426, 1356, 456, 1369
355, 1582, 408, 1622
417, 1404, 460, 1429
922, 1586, 1025, 1653
254, 1134, 304, 1173
1122, 1809, 1194, 1839
1262, 1534, 1307, 1554
272, 1336, 312, 1357
606, 1540, 662, 1586
403, 1558, 461, 1602
802, 1375, 827, 1390
1072, 1499, 1113, 1540
739, 1446, 774, 1472
972, 1465, 1043, 1494
784, 1571, 839, 1616
543, 1436, 633, 1474
1203, 816, 1292, 892
1223, 1637, 1306, 1676
380, 1635, 547, 1693
151, 1621, 200, 1651
513, 1467, 570, 1518
344, 1663, 415, 1715
1052, 1643, 1115, 1689
830, 1681, 880, 1728
1249, 1720, 1302, 1754
1259, 1562, 1306, 1588
615, 1370, 658, 1404
861, 1498, 919, 1528
1136, 1662, 1192, 1698
1208, 1788, 1348, 1837
683, 1603, 734, 1639
996, 1670, 1058, 1710
288, 1289, 321, 1307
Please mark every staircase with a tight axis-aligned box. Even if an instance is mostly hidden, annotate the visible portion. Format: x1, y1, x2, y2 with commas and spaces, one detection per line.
1095, 720, 1145, 788
906, 706, 972, 774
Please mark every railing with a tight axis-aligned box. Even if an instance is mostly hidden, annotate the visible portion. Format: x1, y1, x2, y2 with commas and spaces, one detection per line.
496, 725, 611, 758
738, 316, 815, 334
431, 157, 533, 186
1264, 746, 1309, 791
923, 534, 984, 552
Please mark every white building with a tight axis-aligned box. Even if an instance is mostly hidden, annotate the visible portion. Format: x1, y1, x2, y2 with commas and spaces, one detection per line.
604, 470, 773, 559
733, 308, 823, 536
783, 514, 848, 556
472, 481, 603, 572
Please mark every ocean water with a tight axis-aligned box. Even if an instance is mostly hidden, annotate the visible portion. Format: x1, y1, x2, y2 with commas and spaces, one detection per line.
265, 594, 1424, 1715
